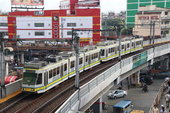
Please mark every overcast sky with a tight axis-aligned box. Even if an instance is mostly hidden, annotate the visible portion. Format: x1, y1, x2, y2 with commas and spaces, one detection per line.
0, 0, 126, 13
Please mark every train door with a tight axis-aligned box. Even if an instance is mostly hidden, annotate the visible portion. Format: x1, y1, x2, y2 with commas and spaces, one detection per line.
61, 65, 64, 79
106, 49, 108, 57
63, 63, 68, 77
44, 72, 48, 86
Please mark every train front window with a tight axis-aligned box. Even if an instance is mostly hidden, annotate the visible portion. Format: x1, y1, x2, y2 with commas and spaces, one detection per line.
23, 72, 37, 85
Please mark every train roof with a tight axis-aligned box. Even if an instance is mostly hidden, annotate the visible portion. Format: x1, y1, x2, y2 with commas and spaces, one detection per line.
96, 41, 116, 46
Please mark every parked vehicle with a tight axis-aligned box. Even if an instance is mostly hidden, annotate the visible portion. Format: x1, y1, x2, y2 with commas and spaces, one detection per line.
113, 100, 133, 113
107, 90, 127, 99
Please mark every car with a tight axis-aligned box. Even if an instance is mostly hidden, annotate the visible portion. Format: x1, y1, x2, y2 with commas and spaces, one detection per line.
107, 90, 127, 99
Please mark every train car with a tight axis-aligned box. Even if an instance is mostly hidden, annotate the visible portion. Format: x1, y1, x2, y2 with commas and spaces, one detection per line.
121, 40, 131, 56
83, 46, 101, 70
22, 57, 69, 93
131, 37, 143, 52
97, 41, 118, 62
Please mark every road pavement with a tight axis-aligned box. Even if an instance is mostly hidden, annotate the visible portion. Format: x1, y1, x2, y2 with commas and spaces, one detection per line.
103, 79, 164, 113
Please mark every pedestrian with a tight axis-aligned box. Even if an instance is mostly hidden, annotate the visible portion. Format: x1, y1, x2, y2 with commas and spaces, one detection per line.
152, 104, 159, 113
165, 92, 170, 108
160, 105, 167, 113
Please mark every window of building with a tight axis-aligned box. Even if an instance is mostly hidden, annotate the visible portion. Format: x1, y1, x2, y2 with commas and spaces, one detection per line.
0, 23, 8, 27
165, 21, 169, 24
67, 31, 72, 35
28, 33, 31, 35
34, 11, 44, 16
165, 12, 168, 15
28, 24, 30, 26
34, 23, 44, 27
35, 32, 44, 36
67, 23, 76, 27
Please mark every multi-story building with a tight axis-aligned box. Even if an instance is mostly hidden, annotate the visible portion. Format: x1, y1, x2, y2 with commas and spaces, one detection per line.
127, 0, 170, 26
133, 5, 170, 38
0, 0, 100, 46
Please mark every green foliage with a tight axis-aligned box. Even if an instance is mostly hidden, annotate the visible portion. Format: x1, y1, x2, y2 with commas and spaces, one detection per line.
102, 18, 133, 35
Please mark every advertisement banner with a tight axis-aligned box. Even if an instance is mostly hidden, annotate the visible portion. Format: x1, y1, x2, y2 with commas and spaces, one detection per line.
132, 51, 148, 69
11, 0, 44, 6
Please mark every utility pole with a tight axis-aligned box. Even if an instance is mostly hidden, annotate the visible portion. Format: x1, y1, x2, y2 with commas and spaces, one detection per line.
152, 21, 155, 45
71, 28, 114, 89
150, 21, 153, 45
115, 25, 123, 61
72, 29, 80, 89
0, 33, 6, 98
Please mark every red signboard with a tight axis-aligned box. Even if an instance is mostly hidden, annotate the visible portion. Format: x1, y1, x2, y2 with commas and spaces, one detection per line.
11, 0, 44, 6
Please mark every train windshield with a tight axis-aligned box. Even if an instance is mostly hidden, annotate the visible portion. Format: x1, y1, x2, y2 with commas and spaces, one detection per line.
23, 72, 37, 85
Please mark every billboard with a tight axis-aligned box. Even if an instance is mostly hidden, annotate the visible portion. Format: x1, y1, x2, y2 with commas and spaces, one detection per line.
11, 0, 44, 6
77, 0, 100, 7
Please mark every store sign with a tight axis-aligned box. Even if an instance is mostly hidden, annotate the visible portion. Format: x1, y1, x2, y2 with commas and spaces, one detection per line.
138, 16, 159, 20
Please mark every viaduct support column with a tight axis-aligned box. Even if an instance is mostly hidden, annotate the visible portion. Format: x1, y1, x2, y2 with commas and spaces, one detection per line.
129, 71, 140, 87
99, 97, 103, 113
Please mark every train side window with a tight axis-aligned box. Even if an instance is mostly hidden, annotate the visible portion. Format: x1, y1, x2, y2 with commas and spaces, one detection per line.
57, 67, 60, 75
37, 73, 42, 84
86, 56, 88, 62
101, 49, 104, 56
132, 42, 134, 47
64, 64, 67, 71
71, 61, 75, 68
127, 43, 130, 48
49, 70, 53, 79
79, 58, 83, 65
122, 45, 124, 50
96, 53, 98, 58
91, 54, 93, 60
53, 68, 57, 76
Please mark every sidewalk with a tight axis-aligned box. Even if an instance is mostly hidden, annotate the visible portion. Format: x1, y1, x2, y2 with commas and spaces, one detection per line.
159, 89, 170, 112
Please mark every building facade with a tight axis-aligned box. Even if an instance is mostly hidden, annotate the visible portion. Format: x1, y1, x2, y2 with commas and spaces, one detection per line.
0, 0, 100, 46
133, 5, 170, 38
127, 0, 170, 26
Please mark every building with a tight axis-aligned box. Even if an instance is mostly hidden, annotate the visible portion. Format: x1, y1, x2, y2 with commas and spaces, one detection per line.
133, 5, 170, 38
0, 0, 100, 46
127, 0, 170, 26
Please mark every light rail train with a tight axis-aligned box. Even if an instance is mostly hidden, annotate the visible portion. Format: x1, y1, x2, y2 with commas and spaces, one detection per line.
22, 37, 144, 93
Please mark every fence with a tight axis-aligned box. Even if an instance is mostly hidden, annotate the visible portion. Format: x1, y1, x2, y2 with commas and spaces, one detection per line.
149, 83, 164, 113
